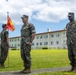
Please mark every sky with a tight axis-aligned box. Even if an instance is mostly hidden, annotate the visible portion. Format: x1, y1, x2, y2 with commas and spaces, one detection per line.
0, 0, 76, 37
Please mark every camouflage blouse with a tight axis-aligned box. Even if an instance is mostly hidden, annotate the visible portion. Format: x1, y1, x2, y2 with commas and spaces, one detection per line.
0, 30, 9, 45
21, 23, 36, 44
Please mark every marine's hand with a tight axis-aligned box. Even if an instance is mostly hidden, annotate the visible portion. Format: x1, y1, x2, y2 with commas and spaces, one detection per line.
29, 42, 32, 46
8, 44, 10, 48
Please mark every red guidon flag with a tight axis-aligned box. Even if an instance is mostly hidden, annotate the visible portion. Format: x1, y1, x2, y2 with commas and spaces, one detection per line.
6, 16, 15, 31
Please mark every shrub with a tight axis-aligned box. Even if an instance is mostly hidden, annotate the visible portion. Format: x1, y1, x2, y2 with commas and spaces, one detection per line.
42, 47, 48, 49
11, 48, 17, 50
11, 47, 17, 50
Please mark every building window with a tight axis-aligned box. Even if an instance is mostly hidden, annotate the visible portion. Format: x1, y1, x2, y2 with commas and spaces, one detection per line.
46, 35, 48, 38
10, 39, 11, 42
51, 34, 54, 37
32, 43, 34, 46
15, 39, 16, 41
40, 42, 42, 45
18, 39, 20, 41
63, 32, 65, 34
44, 42, 48, 45
12, 44, 13, 47
14, 44, 16, 47
56, 41, 59, 44
44, 35, 48, 38
51, 41, 53, 45
56, 34, 59, 37
18, 44, 20, 46
40, 36, 42, 39
63, 40, 65, 42
36, 36, 39, 39
12, 40, 13, 42
36, 43, 38, 46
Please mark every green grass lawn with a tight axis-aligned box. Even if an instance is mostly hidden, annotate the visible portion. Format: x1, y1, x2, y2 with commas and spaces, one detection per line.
31, 72, 76, 75
0, 49, 76, 75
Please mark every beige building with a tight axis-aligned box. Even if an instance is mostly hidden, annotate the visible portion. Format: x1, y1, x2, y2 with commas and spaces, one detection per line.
9, 29, 67, 50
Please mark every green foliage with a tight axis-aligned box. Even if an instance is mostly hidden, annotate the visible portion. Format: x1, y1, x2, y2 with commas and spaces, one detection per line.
1, 49, 69, 70
42, 47, 48, 49
1, 49, 75, 75
11, 48, 17, 50
32, 72, 76, 75
11, 47, 17, 50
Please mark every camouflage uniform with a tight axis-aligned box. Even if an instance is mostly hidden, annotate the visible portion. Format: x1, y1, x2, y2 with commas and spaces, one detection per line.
66, 20, 76, 66
0, 30, 9, 65
20, 23, 36, 69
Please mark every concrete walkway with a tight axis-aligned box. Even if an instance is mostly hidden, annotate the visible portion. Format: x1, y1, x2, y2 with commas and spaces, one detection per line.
0, 66, 71, 75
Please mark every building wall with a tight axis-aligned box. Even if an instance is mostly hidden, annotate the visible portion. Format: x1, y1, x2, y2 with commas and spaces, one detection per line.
8, 30, 67, 50
9, 37, 21, 49
32, 30, 67, 49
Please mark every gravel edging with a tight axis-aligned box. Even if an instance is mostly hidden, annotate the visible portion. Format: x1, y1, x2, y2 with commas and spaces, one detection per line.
0, 66, 71, 75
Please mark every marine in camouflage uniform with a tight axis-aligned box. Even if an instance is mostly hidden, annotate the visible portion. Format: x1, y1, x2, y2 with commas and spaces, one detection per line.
20, 15, 36, 74
0, 24, 9, 67
66, 12, 76, 71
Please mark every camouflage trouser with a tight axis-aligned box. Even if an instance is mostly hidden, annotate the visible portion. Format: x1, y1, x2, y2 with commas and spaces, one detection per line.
0, 44, 8, 64
20, 42, 31, 68
0, 44, 1, 57
67, 43, 76, 66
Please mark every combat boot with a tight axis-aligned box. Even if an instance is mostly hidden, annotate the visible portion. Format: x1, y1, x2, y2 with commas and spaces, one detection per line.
23, 68, 31, 74
67, 66, 74, 72
20, 68, 26, 73
73, 66, 76, 72
0, 64, 5, 68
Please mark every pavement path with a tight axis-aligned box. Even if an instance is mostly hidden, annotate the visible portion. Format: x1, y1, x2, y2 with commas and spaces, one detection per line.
0, 66, 71, 75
